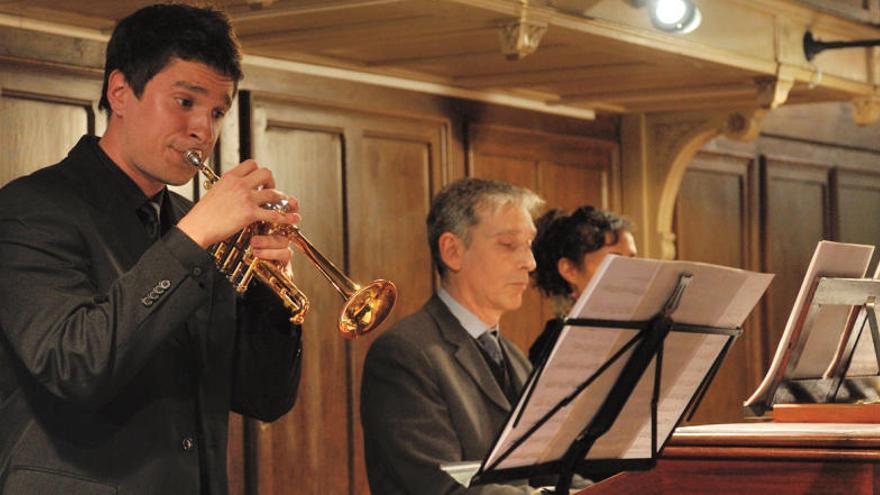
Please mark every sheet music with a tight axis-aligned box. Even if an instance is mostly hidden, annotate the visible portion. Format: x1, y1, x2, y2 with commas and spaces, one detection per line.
483, 256, 772, 472
745, 241, 873, 407
572, 258, 772, 328
485, 325, 638, 467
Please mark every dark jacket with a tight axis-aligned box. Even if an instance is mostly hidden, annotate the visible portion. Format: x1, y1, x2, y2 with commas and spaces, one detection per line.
0, 136, 302, 495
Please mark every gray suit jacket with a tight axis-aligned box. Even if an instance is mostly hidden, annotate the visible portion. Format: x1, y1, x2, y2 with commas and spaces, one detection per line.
361, 294, 541, 495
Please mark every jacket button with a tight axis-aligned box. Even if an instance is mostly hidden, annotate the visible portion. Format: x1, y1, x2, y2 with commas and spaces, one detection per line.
193, 266, 203, 276
182, 437, 195, 452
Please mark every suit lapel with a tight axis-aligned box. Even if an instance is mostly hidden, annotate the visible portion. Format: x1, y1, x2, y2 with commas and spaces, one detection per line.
63, 137, 151, 271
86, 188, 151, 274
95, 203, 152, 271
425, 295, 511, 412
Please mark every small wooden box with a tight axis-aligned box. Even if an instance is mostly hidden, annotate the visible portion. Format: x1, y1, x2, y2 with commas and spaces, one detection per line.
773, 403, 880, 423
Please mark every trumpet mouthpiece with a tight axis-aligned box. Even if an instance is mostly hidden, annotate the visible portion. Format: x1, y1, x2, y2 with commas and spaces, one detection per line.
184, 149, 203, 167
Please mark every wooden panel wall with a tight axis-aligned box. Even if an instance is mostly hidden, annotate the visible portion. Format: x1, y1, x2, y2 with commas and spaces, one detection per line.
467, 124, 619, 355
673, 151, 761, 424
673, 144, 880, 425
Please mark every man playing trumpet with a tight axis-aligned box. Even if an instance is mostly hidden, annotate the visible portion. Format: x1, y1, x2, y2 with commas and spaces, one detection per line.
0, 4, 303, 494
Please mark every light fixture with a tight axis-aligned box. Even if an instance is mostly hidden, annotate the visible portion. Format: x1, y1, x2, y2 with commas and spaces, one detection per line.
498, 0, 547, 61
647, 0, 702, 34
498, 21, 547, 61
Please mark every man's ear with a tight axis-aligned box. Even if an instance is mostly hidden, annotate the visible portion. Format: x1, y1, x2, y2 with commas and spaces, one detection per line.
105, 69, 131, 117
438, 232, 464, 273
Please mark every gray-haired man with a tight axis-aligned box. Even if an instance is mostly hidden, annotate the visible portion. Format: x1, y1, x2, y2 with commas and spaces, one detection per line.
361, 177, 546, 494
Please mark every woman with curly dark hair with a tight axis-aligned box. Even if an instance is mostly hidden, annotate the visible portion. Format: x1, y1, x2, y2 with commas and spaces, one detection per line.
528, 206, 637, 365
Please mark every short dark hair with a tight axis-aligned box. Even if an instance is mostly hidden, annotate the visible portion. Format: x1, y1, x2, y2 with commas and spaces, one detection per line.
531, 206, 632, 297
427, 177, 543, 277
99, 3, 243, 114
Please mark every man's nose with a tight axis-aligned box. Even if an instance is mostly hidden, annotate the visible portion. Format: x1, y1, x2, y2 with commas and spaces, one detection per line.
188, 112, 215, 144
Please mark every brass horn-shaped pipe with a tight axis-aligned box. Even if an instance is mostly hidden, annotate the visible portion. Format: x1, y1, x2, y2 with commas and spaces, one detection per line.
184, 150, 397, 338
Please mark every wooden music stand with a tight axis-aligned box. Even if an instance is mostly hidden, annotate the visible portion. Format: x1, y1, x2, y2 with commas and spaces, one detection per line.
745, 277, 880, 419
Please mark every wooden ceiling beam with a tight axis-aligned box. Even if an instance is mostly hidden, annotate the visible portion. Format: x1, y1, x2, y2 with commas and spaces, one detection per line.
366, 42, 576, 67
557, 83, 758, 105
621, 97, 763, 113
0, 5, 114, 32
239, 14, 439, 47
229, 0, 408, 23
452, 63, 652, 88
362, 25, 496, 48
365, 49, 505, 68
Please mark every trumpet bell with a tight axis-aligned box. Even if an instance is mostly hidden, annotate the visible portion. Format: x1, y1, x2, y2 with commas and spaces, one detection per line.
339, 279, 398, 338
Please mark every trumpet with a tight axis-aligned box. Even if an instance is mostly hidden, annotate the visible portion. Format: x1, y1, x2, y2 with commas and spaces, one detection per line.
184, 150, 397, 339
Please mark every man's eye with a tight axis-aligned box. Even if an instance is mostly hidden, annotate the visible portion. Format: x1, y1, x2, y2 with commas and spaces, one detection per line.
213, 109, 226, 119
176, 97, 193, 108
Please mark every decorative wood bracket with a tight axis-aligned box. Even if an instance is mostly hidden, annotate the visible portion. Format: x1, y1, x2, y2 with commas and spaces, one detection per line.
722, 109, 766, 142
754, 76, 794, 109
851, 96, 880, 126
634, 108, 765, 259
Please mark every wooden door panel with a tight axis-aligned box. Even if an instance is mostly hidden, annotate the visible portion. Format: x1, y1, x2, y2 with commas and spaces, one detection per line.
674, 152, 757, 424
351, 133, 435, 320
763, 159, 830, 373
676, 170, 744, 267
249, 119, 349, 495
540, 160, 607, 212
471, 153, 537, 187
0, 91, 91, 186
836, 171, 880, 274
348, 132, 438, 495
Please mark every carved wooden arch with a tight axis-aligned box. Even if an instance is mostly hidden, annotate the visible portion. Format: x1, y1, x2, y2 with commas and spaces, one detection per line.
650, 109, 765, 259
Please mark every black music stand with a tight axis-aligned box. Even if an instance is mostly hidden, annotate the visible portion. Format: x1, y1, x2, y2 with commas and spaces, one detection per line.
471, 273, 742, 493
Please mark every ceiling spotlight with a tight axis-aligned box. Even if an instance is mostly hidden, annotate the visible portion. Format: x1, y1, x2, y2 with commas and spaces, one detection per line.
647, 0, 702, 34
